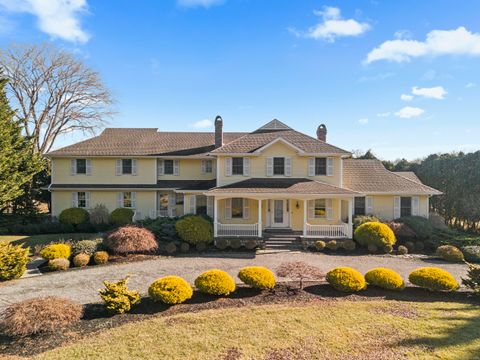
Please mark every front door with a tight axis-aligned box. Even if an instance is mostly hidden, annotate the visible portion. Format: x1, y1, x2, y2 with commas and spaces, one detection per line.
271, 199, 288, 227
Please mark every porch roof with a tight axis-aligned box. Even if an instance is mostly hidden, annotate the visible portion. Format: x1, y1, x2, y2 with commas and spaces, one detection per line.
207, 178, 360, 196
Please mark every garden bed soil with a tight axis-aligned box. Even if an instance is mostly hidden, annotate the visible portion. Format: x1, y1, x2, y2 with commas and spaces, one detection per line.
0, 282, 477, 358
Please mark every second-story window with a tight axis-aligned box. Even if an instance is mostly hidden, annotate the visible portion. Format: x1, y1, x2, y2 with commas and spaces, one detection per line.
273, 157, 285, 175
116, 159, 137, 176
122, 159, 132, 174
205, 160, 213, 173
76, 159, 87, 174
315, 158, 327, 175
164, 160, 174, 175
232, 157, 244, 175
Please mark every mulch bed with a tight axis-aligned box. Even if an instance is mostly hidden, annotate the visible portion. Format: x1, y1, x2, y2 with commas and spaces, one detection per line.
0, 282, 478, 358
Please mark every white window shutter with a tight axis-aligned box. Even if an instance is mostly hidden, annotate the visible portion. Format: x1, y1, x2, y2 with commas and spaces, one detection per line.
157, 159, 164, 176
116, 160, 122, 176
326, 199, 333, 220
225, 198, 232, 220
117, 192, 123, 208
132, 159, 138, 176
85, 192, 91, 208
412, 196, 420, 216
243, 157, 250, 176
266, 157, 273, 177
327, 157, 334, 176
207, 196, 214, 217
173, 160, 180, 176
366, 196, 374, 215
71, 192, 78, 207
71, 160, 76, 175
189, 195, 196, 214
308, 157, 315, 176
86, 159, 92, 176
308, 200, 315, 220
394, 196, 401, 219
131, 192, 137, 209
201, 160, 206, 174
225, 157, 232, 177
285, 157, 292, 177
243, 198, 250, 219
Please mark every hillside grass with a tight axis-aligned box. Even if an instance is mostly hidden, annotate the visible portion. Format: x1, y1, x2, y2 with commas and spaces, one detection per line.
0, 233, 99, 249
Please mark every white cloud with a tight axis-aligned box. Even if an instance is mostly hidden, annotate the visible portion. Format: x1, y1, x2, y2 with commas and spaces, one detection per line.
177, 0, 224, 7
412, 86, 447, 99
400, 94, 413, 101
377, 112, 391, 117
394, 29, 413, 40
466, 82, 476, 88
192, 119, 213, 129
395, 106, 425, 119
0, 0, 89, 43
358, 118, 369, 125
298, 6, 370, 42
365, 27, 480, 64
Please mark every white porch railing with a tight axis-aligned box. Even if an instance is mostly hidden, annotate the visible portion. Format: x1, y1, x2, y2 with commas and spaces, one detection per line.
149, 208, 177, 219
305, 223, 351, 238
216, 223, 259, 237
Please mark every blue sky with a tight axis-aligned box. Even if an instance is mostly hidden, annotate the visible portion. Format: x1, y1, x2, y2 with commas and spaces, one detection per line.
0, 0, 479, 160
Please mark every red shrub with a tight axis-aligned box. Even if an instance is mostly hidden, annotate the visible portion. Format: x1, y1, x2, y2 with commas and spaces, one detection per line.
103, 226, 158, 255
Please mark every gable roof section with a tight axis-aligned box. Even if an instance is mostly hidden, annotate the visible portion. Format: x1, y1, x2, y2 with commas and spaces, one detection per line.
343, 159, 442, 195
47, 128, 246, 157
394, 171, 421, 183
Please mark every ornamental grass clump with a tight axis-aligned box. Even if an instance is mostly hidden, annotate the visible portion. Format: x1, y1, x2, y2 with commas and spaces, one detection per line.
326, 267, 366, 292
435, 245, 464, 263
98, 276, 140, 314
326, 240, 338, 251
194, 269, 236, 296
276, 261, 324, 290
103, 226, 158, 255
93, 251, 109, 265
40, 243, 71, 260
397, 245, 408, 255
315, 240, 326, 251
48, 258, 70, 271
1, 297, 82, 337
364, 268, 405, 291
148, 276, 193, 304
408, 267, 459, 292
354, 221, 396, 249
73, 253, 90, 267
238, 266, 276, 290
0, 243, 29, 281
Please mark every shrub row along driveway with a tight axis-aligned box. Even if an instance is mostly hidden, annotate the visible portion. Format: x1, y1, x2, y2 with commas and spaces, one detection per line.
0, 252, 468, 309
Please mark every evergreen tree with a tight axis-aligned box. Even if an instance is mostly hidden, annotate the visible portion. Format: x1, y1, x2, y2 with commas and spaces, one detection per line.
0, 76, 43, 211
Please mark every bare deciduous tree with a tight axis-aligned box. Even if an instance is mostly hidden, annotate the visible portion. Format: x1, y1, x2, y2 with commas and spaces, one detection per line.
0, 43, 114, 154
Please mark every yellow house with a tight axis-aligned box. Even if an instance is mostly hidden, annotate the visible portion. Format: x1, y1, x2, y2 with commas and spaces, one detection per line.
46, 118, 441, 239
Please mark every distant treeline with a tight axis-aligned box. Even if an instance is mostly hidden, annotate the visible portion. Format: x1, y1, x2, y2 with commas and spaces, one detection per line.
359, 150, 480, 232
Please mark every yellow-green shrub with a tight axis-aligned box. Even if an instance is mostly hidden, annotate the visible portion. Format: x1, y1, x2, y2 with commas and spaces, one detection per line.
148, 276, 193, 304
40, 244, 71, 260
59, 207, 89, 225
409, 267, 459, 292
326, 267, 366, 292
315, 240, 326, 251
73, 253, 90, 267
354, 221, 396, 248
0, 243, 30, 281
194, 269, 235, 296
238, 266, 275, 290
99, 276, 140, 314
110, 208, 134, 226
364, 268, 405, 291
175, 216, 213, 245
48, 258, 70, 271
93, 251, 109, 265
435, 245, 464, 263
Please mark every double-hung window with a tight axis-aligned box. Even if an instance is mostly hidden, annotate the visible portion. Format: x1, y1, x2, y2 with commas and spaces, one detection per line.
273, 157, 285, 175
164, 160, 174, 175
72, 191, 90, 208
314, 199, 327, 218
400, 197, 412, 217
205, 160, 213, 173
354, 197, 366, 216
231, 198, 244, 218
315, 158, 327, 175
76, 159, 87, 174
232, 157, 244, 175
121, 159, 132, 174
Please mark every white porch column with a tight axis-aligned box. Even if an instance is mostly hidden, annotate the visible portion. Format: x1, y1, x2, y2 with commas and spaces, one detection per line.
303, 199, 307, 237
214, 197, 218, 237
347, 198, 353, 238
258, 199, 262, 238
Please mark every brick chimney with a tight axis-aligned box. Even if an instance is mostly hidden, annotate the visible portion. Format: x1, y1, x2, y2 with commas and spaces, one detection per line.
214, 115, 223, 148
316, 124, 327, 142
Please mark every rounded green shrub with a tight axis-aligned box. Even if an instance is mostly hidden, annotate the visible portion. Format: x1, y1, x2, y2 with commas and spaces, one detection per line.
435, 245, 464, 263
59, 207, 89, 226
355, 222, 396, 249
40, 243, 71, 260
149, 276, 193, 304
175, 216, 213, 245
397, 245, 408, 255
93, 251, 109, 265
315, 240, 326, 251
365, 268, 405, 291
180, 242, 190, 253
409, 267, 459, 292
353, 215, 380, 229
342, 240, 356, 252
238, 266, 276, 290
230, 239, 242, 249
165, 242, 177, 254
405, 241, 415, 253
73, 253, 90, 267
195, 269, 236, 296
216, 239, 228, 250
367, 244, 378, 253
326, 267, 366, 292
383, 244, 393, 254
48, 258, 70, 271
0, 243, 30, 281
245, 240, 258, 250
72, 239, 99, 256
110, 208, 135, 226
326, 240, 338, 251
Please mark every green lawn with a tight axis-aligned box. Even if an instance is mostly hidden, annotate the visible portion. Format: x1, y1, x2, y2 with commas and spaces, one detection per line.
36, 300, 480, 360
0, 233, 100, 249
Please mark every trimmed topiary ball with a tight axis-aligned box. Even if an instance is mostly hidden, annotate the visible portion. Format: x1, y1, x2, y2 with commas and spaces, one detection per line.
103, 226, 158, 255
59, 207, 89, 226
367, 244, 378, 253
365, 268, 405, 291
110, 208, 135, 226
180, 242, 190, 253
230, 239, 242, 249
93, 251, 109, 265
0, 243, 29, 281
435, 245, 464, 263
40, 243, 71, 260
175, 215, 213, 245
326, 240, 338, 251
326, 267, 366, 292
48, 258, 70, 271
342, 240, 356, 252
216, 239, 228, 250
404, 241, 415, 253
409, 267, 459, 292
73, 253, 90, 267
397, 245, 408, 255
148, 276, 193, 305
195, 269, 236, 296
245, 240, 258, 250
165, 242, 177, 254
383, 244, 393, 254
315, 240, 326, 251
354, 221, 396, 249
238, 266, 276, 290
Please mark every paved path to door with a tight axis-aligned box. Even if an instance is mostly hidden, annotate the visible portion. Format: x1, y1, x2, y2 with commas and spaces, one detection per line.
0, 252, 468, 309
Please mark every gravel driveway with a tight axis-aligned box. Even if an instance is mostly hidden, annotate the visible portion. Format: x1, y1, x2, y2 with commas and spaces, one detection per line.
0, 252, 468, 309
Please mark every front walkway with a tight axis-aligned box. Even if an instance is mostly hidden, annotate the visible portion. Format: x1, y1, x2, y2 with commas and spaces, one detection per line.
0, 252, 468, 309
